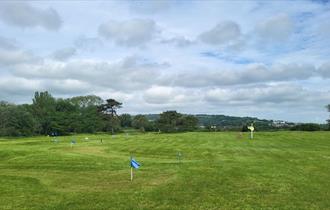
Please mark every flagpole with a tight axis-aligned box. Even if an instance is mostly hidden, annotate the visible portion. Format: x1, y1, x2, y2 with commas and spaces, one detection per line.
130, 166, 133, 181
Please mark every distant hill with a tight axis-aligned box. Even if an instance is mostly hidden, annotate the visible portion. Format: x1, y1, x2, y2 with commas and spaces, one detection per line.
144, 114, 294, 131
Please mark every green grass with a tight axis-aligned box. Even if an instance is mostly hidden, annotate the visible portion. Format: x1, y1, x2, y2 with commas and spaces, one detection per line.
0, 132, 329, 210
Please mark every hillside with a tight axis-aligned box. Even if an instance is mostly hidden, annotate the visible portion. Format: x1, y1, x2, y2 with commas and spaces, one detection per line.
144, 114, 294, 131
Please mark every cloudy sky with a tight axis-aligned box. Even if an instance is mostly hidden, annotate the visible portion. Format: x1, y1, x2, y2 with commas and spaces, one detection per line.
0, 0, 330, 123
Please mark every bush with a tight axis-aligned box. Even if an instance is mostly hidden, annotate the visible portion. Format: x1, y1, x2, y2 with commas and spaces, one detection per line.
290, 123, 321, 131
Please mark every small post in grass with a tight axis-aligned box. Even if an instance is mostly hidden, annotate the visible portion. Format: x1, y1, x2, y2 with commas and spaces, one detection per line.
247, 123, 255, 139
177, 151, 182, 164
130, 157, 141, 181
70, 139, 76, 147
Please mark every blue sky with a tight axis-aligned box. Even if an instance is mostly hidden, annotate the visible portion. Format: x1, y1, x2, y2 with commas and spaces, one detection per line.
0, 0, 329, 123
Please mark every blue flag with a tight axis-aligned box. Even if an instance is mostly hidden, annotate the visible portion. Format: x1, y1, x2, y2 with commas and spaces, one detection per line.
130, 159, 140, 169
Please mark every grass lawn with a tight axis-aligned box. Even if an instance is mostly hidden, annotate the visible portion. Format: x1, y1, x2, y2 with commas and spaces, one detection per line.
0, 131, 329, 209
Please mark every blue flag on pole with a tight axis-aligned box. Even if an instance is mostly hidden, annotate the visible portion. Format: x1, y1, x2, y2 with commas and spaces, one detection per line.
130, 159, 140, 169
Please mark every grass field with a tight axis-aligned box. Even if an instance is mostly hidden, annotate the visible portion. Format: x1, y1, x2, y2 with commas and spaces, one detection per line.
0, 132, 329, 210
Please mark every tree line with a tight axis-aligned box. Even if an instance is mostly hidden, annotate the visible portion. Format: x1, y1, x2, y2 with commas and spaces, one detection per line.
0, 92, 329, 136
0, 91, 198, 136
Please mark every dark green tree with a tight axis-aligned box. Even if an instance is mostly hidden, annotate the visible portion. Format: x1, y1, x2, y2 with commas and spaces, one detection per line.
290, 123, 321, 131
120, 113, 132, 128
32, 91, 56, 135
157, 111, 182, 133
180, 115, 198, 131
98, 99, 122, 134
0, 104, 37, 136
53, 98, 79, 135
132, 115, 149, 132
157, 111, 198, 133
326, 104, 330, 130
98, 99, 122, 116
68, 96, 104, 133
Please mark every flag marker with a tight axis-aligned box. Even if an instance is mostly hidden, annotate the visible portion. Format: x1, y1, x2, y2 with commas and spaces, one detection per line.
247, 123, 255, 139
130, 157, 140, 181
70, 140, 76, 147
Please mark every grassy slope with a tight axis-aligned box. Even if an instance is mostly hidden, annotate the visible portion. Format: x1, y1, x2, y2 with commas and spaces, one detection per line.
0, 132, 329, 210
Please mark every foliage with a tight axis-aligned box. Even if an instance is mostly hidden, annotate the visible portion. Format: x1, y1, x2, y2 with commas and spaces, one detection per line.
132, 115, 148, 132
0, 104, 37, 136
132, 115, 155, 132
97, 99, 123, 134
1, 92, 328, 137
290, 123, 321, 131
97, 99, 122, 116
0, 92, 111, 136
69, 95, 103, 108
32, 91, 57, 135
241, 125, 249, 132
327, 104, 330, 130
157, 111, 198, 133
119, 113, 132, 128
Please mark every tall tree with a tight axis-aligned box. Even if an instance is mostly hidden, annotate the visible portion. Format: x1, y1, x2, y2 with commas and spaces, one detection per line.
68, 95, 104, 133
32, 91, 56, 135
157, 111, 182, 133
327, 104, 330, 130
98, 99, 122, 116
98, 99, 122, 134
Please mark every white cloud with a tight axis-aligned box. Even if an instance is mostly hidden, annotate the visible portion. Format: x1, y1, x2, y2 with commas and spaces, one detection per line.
11, 56, 167, 91
51, 47, 76, 61
204, 84, 329, 105
318, 62, 330, 78
0, 2, 62, 31
256, 14, 294, 42
0, 76, 41, 97
0, 50, 37, 66
143, 86, 193, 104
74, 36, 103, 52
98, 19, 158, 47
199, 21, 241, 45
173, 63, 318, 88
0, 36, 18, 50
161, 36, 194, 47
130, 0, 172, 14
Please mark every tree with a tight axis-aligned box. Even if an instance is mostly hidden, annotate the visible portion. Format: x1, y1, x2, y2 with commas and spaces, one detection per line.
132, 115, 149, 132
290, 123, 321, 131
32, 91, 56, 135
98, 99, 122, 116
327, 104, 330, 130
157, 111, 198, 133
157, 111, 182, 133
68, 95, 104, 133
0, 104, 37, 136
98, 99, 122, 134
69, 95, 103, 108
120, 113, 132, 128
180, 115, 198, 131
53, 98, 79, 135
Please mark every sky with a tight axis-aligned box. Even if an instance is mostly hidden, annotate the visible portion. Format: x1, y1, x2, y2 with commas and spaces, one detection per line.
0, 0, 330, 123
